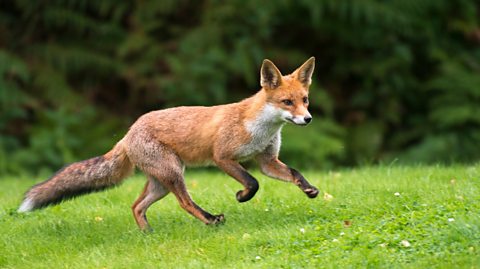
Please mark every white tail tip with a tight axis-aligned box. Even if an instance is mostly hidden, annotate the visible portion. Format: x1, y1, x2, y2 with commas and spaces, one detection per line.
18, 198, 34, 213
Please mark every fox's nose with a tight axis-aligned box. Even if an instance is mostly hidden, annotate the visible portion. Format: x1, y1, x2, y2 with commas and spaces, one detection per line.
304, 116, 312, 124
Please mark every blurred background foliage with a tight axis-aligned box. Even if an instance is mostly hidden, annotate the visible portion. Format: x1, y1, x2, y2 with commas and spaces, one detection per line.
0, 0, 479, 175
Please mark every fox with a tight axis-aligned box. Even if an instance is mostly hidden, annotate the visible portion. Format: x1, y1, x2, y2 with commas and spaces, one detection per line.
18, 57, 319, 231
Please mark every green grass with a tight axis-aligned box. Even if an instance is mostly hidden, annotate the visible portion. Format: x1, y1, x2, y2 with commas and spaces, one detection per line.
1, 165, 479, 268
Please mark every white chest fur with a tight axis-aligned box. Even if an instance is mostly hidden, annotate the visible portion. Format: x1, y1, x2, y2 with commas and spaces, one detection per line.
236, 104, 284, 160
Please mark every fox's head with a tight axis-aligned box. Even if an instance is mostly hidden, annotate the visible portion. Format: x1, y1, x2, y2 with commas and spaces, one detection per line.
260, 57, 315, 126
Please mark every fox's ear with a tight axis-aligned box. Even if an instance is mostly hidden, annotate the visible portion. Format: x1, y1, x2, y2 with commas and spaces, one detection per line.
261, 59, 283, 89
295, 57, 315, 86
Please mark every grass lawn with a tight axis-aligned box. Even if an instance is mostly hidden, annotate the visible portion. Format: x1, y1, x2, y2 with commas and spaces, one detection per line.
1, 165, 479, 268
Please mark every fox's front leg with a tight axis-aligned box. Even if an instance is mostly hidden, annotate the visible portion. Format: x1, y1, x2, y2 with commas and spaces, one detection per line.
257, 154, 319, 198
214, 159, 259, 202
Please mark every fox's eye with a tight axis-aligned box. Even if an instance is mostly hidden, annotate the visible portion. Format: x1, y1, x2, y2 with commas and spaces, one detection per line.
282, 99, 293, 106
303, 97, 309, 104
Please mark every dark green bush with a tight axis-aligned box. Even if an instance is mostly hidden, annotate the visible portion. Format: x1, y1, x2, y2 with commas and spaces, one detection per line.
0, 0, 479, 175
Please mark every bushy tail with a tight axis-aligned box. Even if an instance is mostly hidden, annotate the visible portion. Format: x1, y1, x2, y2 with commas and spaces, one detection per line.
18, 141, 134, 212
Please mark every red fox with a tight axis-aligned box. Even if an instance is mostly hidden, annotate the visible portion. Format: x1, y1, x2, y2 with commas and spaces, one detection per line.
18, 57, 319, 231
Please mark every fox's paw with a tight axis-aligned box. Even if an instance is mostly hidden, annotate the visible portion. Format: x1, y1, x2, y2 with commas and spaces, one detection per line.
236, 187, 258, 203
207, 214, 225, 225
236, 190, 252, 203
140, 226, 154, 234
304, 186, 319, 198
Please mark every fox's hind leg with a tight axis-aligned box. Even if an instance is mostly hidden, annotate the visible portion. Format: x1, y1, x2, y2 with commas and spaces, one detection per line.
162, 174, 225, 225
132, 175, 169, 231
130, 140, 224, 226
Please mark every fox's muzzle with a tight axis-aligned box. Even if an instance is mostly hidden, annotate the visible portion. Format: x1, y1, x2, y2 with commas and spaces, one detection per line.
289, 112, 312, 126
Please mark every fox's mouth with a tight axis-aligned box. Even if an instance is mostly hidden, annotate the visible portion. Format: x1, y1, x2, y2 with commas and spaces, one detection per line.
285, 118, 295, 124
285, 118, 308, 126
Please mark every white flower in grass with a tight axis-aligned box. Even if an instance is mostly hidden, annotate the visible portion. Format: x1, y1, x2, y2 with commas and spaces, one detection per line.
394, 192, 400, 196
400, 240, 411, 247
332, 238, 339, 243
242, 233, 251, 240
300, 228, 305, 234
255, 256, 261, 260
323, 192, 334, 201
448, 218, 455, 222
340, 232, 345, 236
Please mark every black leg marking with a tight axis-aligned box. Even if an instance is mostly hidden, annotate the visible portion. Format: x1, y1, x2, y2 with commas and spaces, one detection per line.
290, 168, 319, 198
